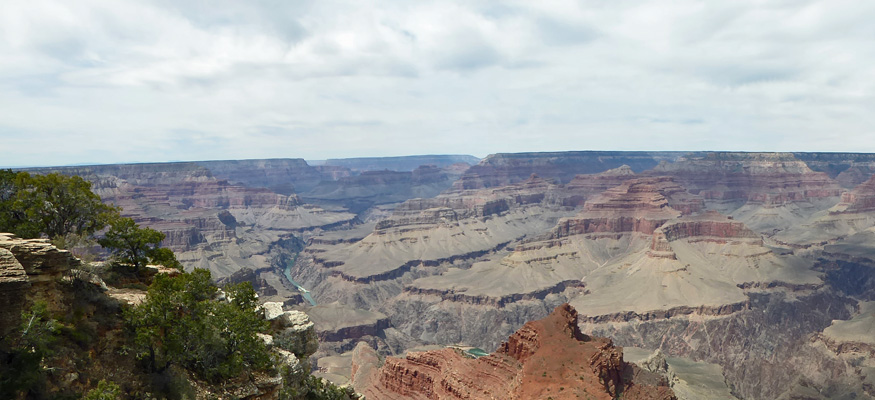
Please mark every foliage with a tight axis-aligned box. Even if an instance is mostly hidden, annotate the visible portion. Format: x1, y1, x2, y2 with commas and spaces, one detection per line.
149, 247, 184, 271
99, 216, 167, 271
0, 302, 60, 398
125, 269, 271, 383
82, 379, 122, 400
0, 170, 117, 240
280, 371, 360, 400
52, 232, 102, 262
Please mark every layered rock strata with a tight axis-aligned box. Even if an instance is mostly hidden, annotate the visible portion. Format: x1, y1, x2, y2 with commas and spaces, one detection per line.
649, 152, 844, 205
648, 152, 845, 233
551, 177, 701, 238
352, 304, 676, 400
300, 175, 576, 287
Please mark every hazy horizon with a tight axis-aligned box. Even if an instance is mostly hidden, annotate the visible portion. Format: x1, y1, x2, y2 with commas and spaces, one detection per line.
2, 1, 874, 167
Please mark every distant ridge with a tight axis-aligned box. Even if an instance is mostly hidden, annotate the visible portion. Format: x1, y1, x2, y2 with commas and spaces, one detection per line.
322, 154, 480, 171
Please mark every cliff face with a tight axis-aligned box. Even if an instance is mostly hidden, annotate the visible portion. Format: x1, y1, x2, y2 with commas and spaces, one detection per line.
353, 304, 676, 400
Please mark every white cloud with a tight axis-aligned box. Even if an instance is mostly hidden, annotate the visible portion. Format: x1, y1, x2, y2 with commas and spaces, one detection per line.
0, 0, 874, 167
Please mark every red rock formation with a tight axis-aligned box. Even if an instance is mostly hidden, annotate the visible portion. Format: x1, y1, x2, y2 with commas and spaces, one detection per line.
562, 165, 639, 206
552, 177, 700, 238
352, 304, 676, 400
656, 212, 758, 242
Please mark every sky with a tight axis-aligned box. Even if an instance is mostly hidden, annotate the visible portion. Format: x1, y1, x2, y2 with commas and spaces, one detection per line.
1, 0, 874, 167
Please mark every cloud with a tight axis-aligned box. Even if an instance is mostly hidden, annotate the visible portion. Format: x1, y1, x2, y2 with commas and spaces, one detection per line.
1, 0, 874, 167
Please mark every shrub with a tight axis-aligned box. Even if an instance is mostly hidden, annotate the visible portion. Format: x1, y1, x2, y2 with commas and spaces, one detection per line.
83, 379, 122, 400
0, 302, 60, 398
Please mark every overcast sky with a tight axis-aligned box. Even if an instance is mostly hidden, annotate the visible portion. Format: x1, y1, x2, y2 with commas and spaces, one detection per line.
1, 0, 874, 167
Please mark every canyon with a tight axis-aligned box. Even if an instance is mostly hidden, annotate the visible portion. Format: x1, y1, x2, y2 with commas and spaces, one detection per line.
21, 151, 875, 399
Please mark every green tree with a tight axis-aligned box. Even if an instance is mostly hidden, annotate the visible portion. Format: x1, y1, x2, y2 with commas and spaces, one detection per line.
0, 170, 117, 240
0, 170, 36, 237
125, 269, 271, 382
148, 247, 184, 271
99, 217, 166, 270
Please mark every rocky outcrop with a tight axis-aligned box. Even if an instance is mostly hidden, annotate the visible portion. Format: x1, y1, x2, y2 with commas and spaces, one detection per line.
217, 267, 278, 297
349, 342, 381, 390
353, 304, 676, 399
262, 302, 320, 358
0, 245, 31, 337
0, 233, 80, 318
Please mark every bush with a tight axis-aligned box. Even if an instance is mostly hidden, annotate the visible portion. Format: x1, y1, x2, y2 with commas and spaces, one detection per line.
0, 302, 60, 398
280, 373, 359, 400
82, 379, 122, 400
